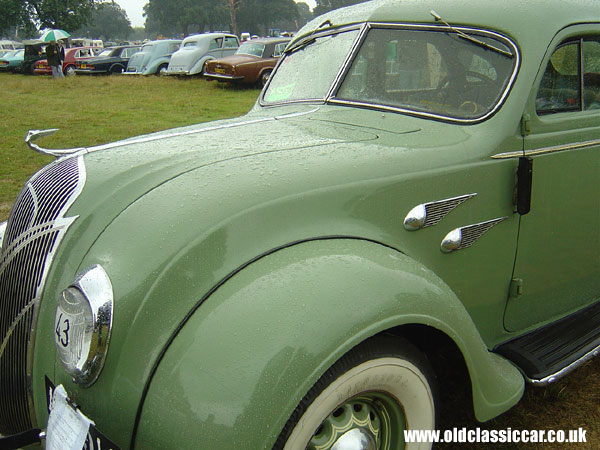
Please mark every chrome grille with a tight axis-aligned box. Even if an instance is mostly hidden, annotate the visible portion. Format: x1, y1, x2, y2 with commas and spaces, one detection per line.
0, 155, 85, 434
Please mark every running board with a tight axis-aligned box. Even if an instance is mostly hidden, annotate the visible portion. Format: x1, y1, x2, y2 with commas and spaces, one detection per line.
494, 301, 600, 385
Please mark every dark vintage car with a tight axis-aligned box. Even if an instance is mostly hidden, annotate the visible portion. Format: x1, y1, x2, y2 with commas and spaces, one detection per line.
204, 37, 290, 86
0, 0, 598, 449
34, 47, 100, 76
17, 40, 46, 74
75, 45, 140, 75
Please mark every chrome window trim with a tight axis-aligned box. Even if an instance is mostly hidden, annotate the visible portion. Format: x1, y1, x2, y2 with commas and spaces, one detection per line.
260, 22, 520, 124
492, 138, 600, 159
259, 23, 365, 107
329, 22, 520, 124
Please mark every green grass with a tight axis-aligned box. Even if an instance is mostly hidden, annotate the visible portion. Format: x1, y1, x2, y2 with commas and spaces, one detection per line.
1, 73, 598, 448
0, 73, 258, 220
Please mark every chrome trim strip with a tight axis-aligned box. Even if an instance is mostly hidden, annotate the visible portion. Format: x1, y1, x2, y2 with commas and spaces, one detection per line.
527, 343, 600, 386
441, 217, 507, 253
25, 109, 319, 158
0, 221, 5, 250
25, 129, 85, 157
325, 23, 369, 101
404, 193, 477, 231
492, 139, 600, 159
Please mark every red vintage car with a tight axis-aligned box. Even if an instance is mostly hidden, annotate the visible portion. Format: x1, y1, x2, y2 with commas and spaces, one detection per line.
34, 46, 100, 76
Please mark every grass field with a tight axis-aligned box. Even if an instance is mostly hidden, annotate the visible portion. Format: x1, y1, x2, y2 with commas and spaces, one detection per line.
1, 73, 598, 448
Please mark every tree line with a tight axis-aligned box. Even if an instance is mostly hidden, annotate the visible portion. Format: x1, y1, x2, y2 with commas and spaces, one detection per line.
0, 0, 366, 42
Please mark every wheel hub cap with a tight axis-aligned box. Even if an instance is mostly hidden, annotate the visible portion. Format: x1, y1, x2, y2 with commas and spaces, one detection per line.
331, 428, 377, 450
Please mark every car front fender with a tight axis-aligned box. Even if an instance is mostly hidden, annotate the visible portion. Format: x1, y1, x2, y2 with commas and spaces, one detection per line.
134, 238, 523, 449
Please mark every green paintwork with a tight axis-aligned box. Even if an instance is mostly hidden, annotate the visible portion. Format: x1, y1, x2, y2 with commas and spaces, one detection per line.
15, 0, 597, 448
134, 239, 522, 449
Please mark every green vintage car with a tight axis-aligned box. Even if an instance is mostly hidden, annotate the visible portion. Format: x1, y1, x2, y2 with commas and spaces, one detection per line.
1, 0, 599, 449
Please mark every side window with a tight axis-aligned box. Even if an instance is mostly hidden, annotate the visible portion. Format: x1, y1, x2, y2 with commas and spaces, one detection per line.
224, 37, 238, 48
583, 40, 600, 110
273, 43, 286, 57
536, 36, 600, 114
209, 38, 223, 50
169, 43, 180, 53
536, 42, 580, 114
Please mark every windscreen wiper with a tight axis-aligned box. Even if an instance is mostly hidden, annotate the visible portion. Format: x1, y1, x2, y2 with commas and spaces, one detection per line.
286, 20, 333, 55
430, 10, 514, 58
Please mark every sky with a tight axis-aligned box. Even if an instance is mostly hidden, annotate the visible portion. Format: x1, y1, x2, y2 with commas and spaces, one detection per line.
115, 0, 317, 28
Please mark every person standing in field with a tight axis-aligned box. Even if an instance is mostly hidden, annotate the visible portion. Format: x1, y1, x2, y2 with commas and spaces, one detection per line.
46, 40, 64, 78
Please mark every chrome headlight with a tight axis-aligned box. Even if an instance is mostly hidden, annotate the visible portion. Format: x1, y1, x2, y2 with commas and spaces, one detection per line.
54, 265, 113, 387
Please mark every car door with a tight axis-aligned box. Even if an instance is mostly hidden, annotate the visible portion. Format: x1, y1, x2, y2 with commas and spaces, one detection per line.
504, 26, 600, 331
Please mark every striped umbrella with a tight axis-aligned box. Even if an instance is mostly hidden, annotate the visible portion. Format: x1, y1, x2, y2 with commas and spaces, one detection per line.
40, 29, 71, 42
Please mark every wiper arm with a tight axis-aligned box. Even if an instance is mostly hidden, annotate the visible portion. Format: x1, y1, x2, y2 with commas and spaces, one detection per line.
430, 10, 514, 58
286, 20, 333, 55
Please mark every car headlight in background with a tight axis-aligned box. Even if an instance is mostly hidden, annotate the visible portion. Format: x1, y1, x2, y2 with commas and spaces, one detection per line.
55, 265, 113, 387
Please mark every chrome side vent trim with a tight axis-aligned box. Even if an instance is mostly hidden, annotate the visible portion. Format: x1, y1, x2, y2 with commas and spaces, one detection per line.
441, 217, 507, 253
0, 155, 85, 435
404, 193, 477, 231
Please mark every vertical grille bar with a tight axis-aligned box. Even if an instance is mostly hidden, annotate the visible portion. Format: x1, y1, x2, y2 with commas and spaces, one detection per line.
0, 155, 85, 435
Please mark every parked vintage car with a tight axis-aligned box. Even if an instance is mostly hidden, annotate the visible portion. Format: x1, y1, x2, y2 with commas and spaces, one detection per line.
0, 0, 598, 449
0, 49, 24, 72
204, 37, 290, 86
166, 32, 239, 76
34, 47, 100, 76
17, 39, 45, 74
124, 39, 182, 75
75, 45, 140, 75
0, 39, 23, 51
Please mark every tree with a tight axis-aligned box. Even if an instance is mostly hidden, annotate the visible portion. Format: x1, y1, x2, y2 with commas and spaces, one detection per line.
313, 0, 366, 16
227, 0, 241, 37
73, 1, 131, 41
237, 0, 298, 36
144, 0, 228, 37
1, 0, 98, 36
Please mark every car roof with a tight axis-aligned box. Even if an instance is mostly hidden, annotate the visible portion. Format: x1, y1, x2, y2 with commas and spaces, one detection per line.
295, 0, 599, 49
182, 33, 236, 43
243, 37, 290, 45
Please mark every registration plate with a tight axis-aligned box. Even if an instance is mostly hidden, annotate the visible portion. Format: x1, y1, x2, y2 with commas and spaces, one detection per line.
45, 377, 121, 450
80, 64, 87, 69
215, 67, 226, 74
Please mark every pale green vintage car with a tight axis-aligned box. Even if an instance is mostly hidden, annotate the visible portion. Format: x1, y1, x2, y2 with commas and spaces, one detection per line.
0, 0, 599, 449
